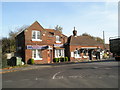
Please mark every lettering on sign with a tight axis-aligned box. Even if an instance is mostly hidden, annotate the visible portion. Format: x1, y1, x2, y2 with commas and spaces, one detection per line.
54, 44, 63, 47
27, 45, 48, 49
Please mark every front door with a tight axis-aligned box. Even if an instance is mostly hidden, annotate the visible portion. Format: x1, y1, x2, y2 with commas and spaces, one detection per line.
48, 50, 53, 63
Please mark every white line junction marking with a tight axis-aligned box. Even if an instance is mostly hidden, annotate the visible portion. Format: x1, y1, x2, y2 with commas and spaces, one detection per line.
52, 71, 61, 79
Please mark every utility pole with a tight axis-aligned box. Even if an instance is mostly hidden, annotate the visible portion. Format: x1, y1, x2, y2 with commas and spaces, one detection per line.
103, 31, 105, 49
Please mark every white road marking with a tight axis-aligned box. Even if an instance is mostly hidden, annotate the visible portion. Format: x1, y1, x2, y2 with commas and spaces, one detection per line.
35, 77, 43, 80
52, 71, 61, 79
68, 76, 83, 78
98, 77, 102, 79
57, 76, 64, 79
35, 77, 38, 80
93, 67, 98, 69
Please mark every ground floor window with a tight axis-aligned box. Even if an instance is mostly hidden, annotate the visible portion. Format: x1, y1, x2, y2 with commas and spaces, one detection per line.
55, 49, 64, 58
91, 50, 96, 57
32, 49, 42, 60
72, 49, 96, 58
74, 49, 81, 58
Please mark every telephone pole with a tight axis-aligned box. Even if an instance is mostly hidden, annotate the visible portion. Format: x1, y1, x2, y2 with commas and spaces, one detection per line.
103, 31, 105, 49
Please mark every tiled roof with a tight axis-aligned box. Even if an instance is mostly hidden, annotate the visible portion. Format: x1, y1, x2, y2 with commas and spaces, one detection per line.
69, 36, 101, 46
16, 21, 67, 38
45, 29, 55, 32
45, 29, 67, 37
45, 29, 61, 34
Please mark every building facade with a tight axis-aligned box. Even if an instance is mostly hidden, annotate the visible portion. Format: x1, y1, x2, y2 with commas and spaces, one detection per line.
15, 21, 67, 64
65, 28, 105, 62
16, 21, 109, 64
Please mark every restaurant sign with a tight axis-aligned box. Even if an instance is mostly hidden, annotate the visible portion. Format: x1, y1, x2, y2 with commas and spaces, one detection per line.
27, 45, 48, 49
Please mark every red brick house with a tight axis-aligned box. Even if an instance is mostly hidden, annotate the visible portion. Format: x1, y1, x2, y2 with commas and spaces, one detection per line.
15, 21, 67, 64
65, 27, 104, 62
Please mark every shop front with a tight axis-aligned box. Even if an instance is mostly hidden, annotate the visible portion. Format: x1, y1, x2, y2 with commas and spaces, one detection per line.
26, 45, 53, 64
53, 44, 65, 58
70, 47, 99, 60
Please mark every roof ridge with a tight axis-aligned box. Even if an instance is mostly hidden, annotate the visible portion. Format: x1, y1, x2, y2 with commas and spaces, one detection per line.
16, 21, 44, 36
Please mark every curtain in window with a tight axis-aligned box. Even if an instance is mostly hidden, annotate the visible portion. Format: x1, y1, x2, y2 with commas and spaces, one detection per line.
32, 31, 41, 40
56, 36, 60, 41
55, 49, 64, 58
32, 50, 36, 58
32, 31, 36, 39
32, 49, 42, 59
37, 31, 40, 39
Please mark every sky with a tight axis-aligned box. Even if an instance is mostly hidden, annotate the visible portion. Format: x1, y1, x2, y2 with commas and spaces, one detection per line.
1, 1, 118, 44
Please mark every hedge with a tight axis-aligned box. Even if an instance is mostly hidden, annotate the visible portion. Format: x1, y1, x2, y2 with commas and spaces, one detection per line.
53, 57, 68, 62
2, 54, 8, 68
53, 58, 59, 62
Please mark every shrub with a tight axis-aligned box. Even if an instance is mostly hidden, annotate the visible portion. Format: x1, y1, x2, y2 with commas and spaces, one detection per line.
58, 58, 60, 62
30, 59, 34, 64
64, 57, 66, 62
53, 58, 59, 63
53, 57, 69, 63
2, 54, 8, 68
53, 58, 55, 62
28, 59, 34, 64
65, 57, 68, 62
2, 59, 8, 68
60, 57, 64, 62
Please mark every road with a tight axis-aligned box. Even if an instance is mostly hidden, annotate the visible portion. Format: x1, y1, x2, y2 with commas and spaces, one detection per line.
2, 60, 119, 88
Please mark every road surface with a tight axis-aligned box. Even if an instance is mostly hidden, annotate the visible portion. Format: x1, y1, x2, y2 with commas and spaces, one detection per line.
2, 60, 119, 88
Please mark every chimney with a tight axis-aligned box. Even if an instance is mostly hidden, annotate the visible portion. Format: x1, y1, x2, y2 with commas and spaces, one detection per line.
73, 27, 77, 36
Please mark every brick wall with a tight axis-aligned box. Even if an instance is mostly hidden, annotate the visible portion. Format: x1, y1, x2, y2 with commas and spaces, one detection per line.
16, 21, 67, 64
67, 45, 103, 62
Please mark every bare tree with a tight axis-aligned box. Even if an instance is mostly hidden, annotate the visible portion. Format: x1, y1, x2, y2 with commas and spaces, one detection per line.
55, 25, 63, 33
2, 25, 29, 54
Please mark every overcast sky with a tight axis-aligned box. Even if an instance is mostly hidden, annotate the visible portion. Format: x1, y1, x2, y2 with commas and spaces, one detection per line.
1, 1, 118, 43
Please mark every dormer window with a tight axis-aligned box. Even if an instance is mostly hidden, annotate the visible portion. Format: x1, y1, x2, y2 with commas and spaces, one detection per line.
49, 32, 54, 35
56, 35, 61, 43
32, 30, 42, 41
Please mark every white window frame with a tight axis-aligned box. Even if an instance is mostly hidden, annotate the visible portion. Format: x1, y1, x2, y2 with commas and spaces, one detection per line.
32, 49, 42, 60
56, 35, 61, 43
83, 49, 87, 56
74, 50, 81, 58
55, 49, 64, 58
71, 52, 74, 57
32, 30, 42, 41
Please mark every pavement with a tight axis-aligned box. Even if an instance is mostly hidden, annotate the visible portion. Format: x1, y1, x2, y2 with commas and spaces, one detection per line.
0, 58, 116, 74
0, 64, 51, 74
